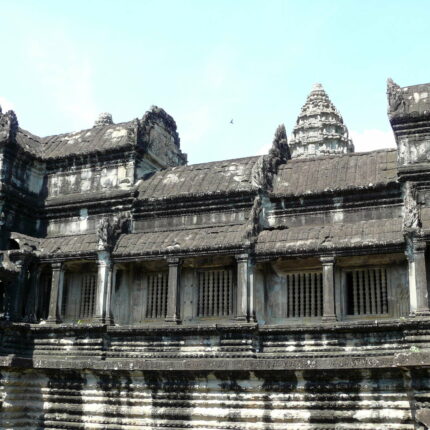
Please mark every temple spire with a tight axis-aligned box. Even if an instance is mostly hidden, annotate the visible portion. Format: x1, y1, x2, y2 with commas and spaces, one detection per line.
289, 83, 354, 158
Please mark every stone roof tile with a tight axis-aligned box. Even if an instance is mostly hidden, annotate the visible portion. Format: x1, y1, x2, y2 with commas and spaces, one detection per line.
256, 218, 403, 256
39, 234, 99, 258
113, 224, 248, 257
137, 156, 259, 201
41, 122, 133, 159
272, 149, 398, 197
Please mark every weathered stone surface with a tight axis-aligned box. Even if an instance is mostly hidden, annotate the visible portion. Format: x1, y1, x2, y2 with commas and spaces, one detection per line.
1, 81, 430, 428
289, 83, 354, 158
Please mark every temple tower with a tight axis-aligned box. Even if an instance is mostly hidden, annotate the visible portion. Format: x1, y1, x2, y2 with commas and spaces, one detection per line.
289, 83, 354, 158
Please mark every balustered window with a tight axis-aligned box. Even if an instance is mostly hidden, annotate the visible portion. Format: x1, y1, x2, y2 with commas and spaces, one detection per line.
285, 272, 323, 318
145, 272, 168, 319
197, 269, 234, 317
38, 271, 52, 320
345, 268, 388, 316
79, 274, 97, 319
62, 272, 97, 321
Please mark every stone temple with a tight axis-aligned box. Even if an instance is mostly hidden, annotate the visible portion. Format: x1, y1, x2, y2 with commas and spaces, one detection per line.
0, 80, 430, 429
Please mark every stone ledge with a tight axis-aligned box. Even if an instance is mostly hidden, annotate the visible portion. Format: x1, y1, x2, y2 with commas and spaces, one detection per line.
5, 316, 430, 334
1, 352, 429, 372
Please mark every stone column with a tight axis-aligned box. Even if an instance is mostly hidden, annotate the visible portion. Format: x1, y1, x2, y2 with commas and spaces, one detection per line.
236, 254, 249, 321
26, 265, 43, 322
248, 259, 256, 322
10, 258, 28, 321
47, 262, 64, 323
94, 251, 113, 324
408, 240, 430, 316
165, 257, 181, 323
321, 256, 337, 322
105, 264, 115, 325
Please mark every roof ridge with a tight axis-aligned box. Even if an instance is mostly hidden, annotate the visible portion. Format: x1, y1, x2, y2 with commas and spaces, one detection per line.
281, 147, 396, 164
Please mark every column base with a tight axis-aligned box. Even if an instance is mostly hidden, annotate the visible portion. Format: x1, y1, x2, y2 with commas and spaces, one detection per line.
411, 310, 430, 317
46, 317, 60, 324
235, 316, 248, 322
165, 316, 181, 324
322, 315, 337, 323
104, 316, 114, 326
92, 316, 110, 325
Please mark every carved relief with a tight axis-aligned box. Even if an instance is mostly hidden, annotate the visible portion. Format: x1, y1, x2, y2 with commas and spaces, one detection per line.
97, 214, 129, 251
387, 78, 406, 118
244, 195, 262, 240
403, 182, 421, 232
251, 124, 290, 191
0, 109, 18, 143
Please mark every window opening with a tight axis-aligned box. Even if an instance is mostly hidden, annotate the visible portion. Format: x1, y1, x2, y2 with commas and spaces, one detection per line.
146, 272, 168, 318
285, 272, 323, 318
78, 274, 96, 319
197, 269, 233, 317
346, 268, 388, 316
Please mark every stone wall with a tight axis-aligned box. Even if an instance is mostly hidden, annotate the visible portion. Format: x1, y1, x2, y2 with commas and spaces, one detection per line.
46, 161, 135, 198
0, 367, 427, 429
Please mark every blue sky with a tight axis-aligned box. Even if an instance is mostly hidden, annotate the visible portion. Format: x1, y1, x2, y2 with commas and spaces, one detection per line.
0, 0, 429, 163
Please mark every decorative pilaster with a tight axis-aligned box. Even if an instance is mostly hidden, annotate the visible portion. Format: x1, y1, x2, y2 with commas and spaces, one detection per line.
165, 257, 181, 323
47, 262, 64, 323
236, 253, 249, 321
9, 258, 27, 321
248, 258, 256, 322
105, 264, 115, 325
26, 265, 43, 322
321, 256, 337, 322
94, 251, 113, 324
407, 240, 430, 316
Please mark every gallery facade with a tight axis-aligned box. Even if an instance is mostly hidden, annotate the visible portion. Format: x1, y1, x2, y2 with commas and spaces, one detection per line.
0, 80, 430, 428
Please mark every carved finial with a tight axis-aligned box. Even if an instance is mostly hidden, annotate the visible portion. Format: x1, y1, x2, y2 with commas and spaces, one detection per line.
97, 214, 129, 251
387, 78, 405, 117
274, 123, 287, 142
270, 123, 290, 161
94, 112, 114, 127
0, 110, 19, 141
244, 195, 262, 239
404, 182, 421, 232
6, 110, 18, 134
312, 83, 323, 91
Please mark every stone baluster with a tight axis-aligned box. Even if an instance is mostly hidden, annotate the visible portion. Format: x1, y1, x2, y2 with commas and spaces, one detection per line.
47, 262, 64, 323
165, 257, 181, 323
321, 256, 337, 322
407, 240, 430, 316
236, 254, 249, 321
94, 251, 113, 324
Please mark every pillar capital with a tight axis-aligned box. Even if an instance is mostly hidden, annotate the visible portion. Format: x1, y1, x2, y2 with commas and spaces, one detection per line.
320, 255, 335, 265
236, 253, 249, 263
97, 250, 111, 265
412, 239, 427, 253
51, 261, 63, 272
166, 257, 181, 266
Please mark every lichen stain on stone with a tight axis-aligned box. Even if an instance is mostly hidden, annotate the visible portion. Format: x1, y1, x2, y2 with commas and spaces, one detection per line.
163, 173, 180, 184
